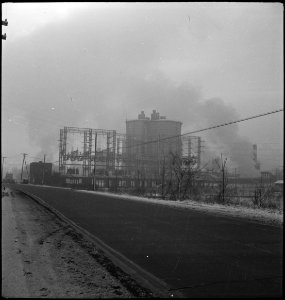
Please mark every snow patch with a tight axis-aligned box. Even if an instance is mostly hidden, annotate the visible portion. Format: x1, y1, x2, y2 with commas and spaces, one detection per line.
19, 184, 283, 227
77, 189, 283, 226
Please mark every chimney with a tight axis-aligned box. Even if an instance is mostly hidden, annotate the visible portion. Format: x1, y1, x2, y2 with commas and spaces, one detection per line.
151, 109, 160, 120
138, 110, 146, 120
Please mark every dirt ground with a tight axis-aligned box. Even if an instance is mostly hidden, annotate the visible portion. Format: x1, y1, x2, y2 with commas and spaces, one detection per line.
2, 187, 154, 298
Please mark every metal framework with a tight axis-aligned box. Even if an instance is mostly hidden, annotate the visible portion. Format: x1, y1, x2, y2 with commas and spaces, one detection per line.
59, 126, 202, 186
182, 136, 202, 168
59, 126, 116, 177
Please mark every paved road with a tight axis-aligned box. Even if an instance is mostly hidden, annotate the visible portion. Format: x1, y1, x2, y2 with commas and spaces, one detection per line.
12, 184, 283, 298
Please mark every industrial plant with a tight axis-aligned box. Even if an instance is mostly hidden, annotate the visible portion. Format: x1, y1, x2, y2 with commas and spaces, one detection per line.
2, 108, 281, 211
17, 109, 281, 211
56, 110, 202, 191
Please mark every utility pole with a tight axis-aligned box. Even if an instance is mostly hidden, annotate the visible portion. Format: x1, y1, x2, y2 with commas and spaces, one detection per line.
188, 138, 192, 159
42, 154, 46, 185
215, 153, 227, 203
25, 160, 29, 182
197, 137, 205, 169
161, 154, 165, 198
93, 133, 97, 191
2, 156, 7, 181
21, 153, 28, 182
157, 135, 161, 177
2, 19, 8, 40
197, 137, 201, 169
221, 153, 227, 204
234, 167, 237, 192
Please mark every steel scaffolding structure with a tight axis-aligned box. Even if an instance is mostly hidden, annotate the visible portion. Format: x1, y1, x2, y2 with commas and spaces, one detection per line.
58, 126, 203, 190
182, 136, 202, 168
59, 126, 116, 177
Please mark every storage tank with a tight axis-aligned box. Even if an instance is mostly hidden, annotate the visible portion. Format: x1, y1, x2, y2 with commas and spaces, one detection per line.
126, 110, 182, 175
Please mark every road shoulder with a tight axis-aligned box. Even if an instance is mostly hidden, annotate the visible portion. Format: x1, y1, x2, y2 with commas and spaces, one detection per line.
2, 189, 30, 298
1, 188, 138, 298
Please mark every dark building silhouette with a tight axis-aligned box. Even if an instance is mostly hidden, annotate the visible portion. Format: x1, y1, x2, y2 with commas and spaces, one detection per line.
30, 161, 52, 184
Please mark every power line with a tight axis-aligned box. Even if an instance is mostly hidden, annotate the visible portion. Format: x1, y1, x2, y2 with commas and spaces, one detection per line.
121, 109, 283, 151
4, 109, 283, 167
51, 109, 283, 174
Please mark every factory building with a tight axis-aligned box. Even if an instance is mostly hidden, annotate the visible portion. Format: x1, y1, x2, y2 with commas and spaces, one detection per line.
126, 110, 182, 176
30, 161, 52, 185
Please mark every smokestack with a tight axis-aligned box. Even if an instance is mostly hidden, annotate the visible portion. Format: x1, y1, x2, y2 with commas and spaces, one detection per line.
253, 144, 257, 161
252, 144, 260, 170
151, 109, 160, 120
138, 110, 146, 120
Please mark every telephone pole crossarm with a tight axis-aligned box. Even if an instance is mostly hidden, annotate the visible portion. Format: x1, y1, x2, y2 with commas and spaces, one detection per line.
2, 156, 7, 180
2, 18, 8, 40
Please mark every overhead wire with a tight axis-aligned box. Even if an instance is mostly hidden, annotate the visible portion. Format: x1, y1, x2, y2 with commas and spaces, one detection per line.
120, 108, 284, 151
3, 107, 283, 153
3, 109, 283, 169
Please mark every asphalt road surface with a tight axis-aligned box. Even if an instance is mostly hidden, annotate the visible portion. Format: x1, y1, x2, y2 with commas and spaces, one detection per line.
12, 184, 283, 298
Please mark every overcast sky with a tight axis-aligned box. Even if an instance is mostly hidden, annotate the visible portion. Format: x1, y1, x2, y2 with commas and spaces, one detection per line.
2, 2, 283, 175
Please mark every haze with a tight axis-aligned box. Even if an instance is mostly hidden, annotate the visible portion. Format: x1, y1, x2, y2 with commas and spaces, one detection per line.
2, 2, 283, 176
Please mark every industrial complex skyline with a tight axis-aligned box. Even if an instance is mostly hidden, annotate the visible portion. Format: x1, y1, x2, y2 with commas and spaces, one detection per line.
2, 2, 283, 177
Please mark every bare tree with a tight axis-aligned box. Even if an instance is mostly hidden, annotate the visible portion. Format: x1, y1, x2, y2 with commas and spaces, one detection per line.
167, 152, 182, 200
167, 152, 201, 200
161, 154, 166, 199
